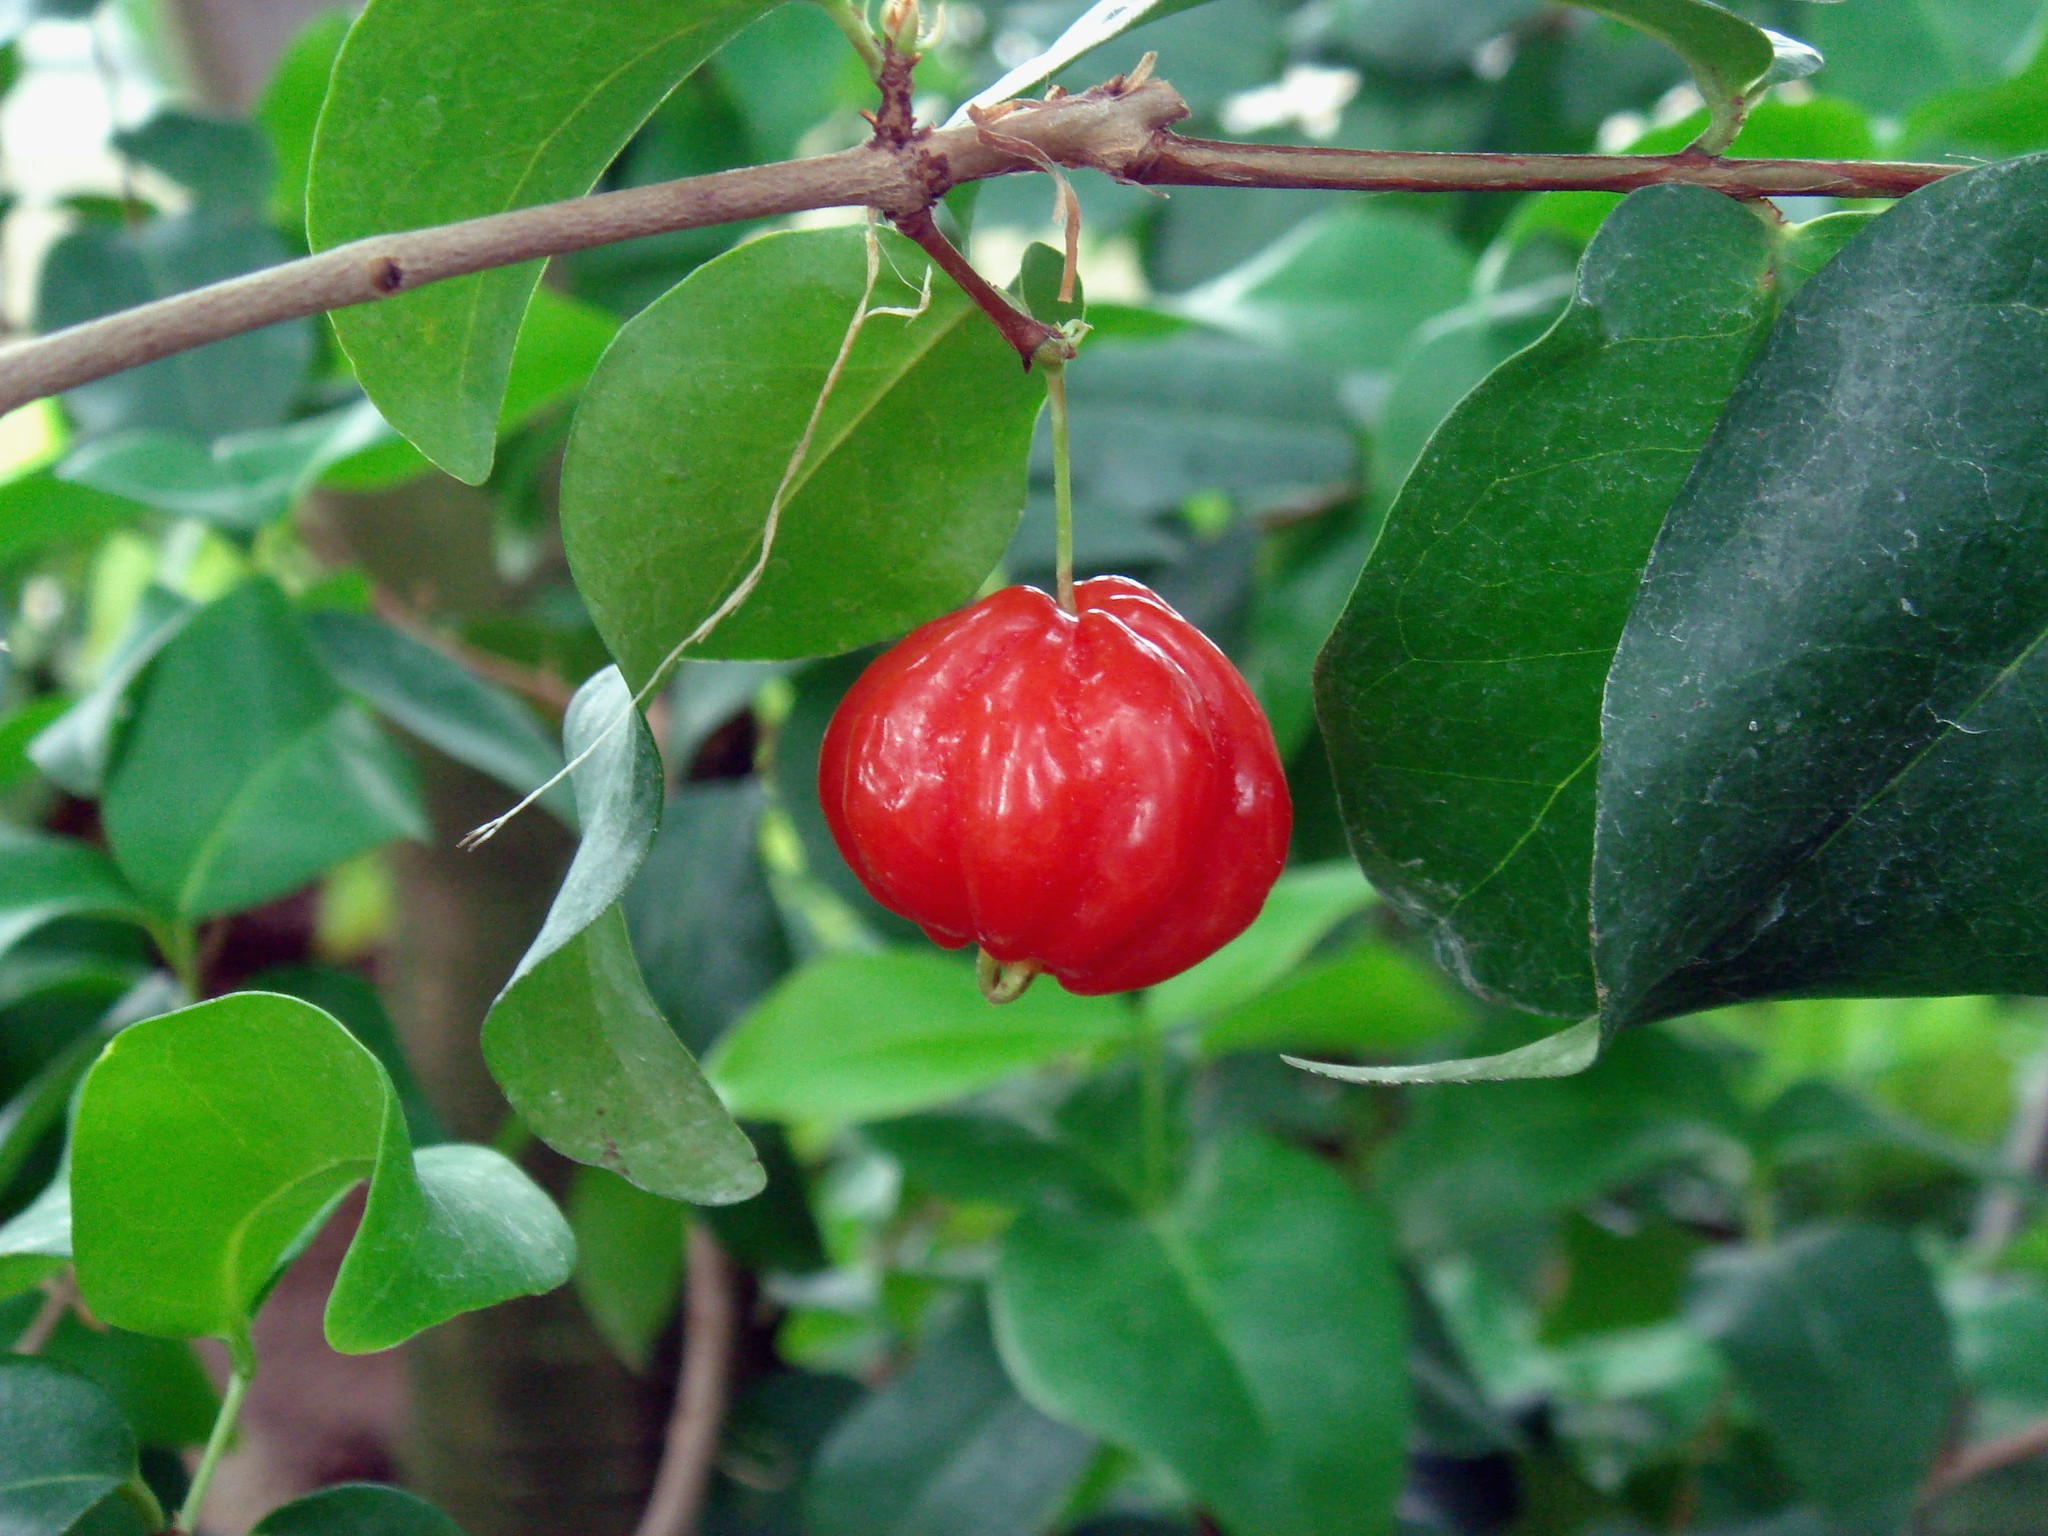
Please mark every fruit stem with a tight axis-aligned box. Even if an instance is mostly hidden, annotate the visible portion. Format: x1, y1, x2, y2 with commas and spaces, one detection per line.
1136, 1009, 1166, 1205
977, 948, 1041, 1003
1044, 357, 1076, 613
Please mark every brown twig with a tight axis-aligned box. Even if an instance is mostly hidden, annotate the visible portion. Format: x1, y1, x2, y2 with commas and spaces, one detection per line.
893, 207, 1065, 367
0, 69, 1960, 419
10, 1274, 73, 1355
634, 1225, 741, 1536
1920, 1415, 2048, 1506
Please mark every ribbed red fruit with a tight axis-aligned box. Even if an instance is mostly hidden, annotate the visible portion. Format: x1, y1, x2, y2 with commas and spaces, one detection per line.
818, 576, 1292, 997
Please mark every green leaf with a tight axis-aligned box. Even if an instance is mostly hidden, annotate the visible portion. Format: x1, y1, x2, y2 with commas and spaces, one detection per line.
306, 609, 573, 825
1379, 1023, 1741, 1250
251, 1484, 464, 1536
1288, 1016, 1604, 1087
993, 1132, 1408, 1536
865, 1109, 1125, 1211
1593, 156, 2048, 1025
1179, 207, 1474, 376
0, 1172, 72, 1301
1018, 331, 1357, 570
0, 830, 148, 967
621, 780, 791, 1056
101, 579, 425, 921
28, 585, 194, 799
35, 208, 312, 442
1566, 1, 1786, 152
1144, 861, 1373, 1029
307, 0, 777, 482
561, 227, 1041, 681
1315, 186, 1779, 1018
1692, 1225, 1956, 1536
947, 0, 1218, 124
1800, 0, 2039, 119
57, 404, 389, 534
41, 1315, 219, 1448
481, 669, 764, 1205
0, 1357, 158, 1536
567, 1165, 683, 1373
1198, 940, 1472, 1061
71, 990, 573, 1352
112, 110, 272, 206
807, 1291, 1095, 1536
256, 9, 351, 233
0, 473, 142, 569
708, 952, 1134, 1126
1017, 241, 1085, 330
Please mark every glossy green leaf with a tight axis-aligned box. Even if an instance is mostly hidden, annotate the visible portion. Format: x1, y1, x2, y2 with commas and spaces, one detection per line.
257, 9, 351, 233
621, 781, 791, 1056
1567, 1, 1785, 152
71, 991, 573, 1352
1692, 1225, 1956, 1536
35, 209, 312, 442
1593, 156, 2048, 1026
0, 830, 147, 967
1144, 861, 1372, 1028
306, 609, 572, 825
561, 227, 1041, 682
0, 1358, 158, 1536
251, 1483, 464, 1536
482, 669, 764, 1205
28, 585, 194, 799
307, 0, 777, 482
708, 952, 1134, 1126
994, 1132, 1408, 1536
567, 1165, 683, 1373
57, 404, 388, 534
1316, 187, 1778, 1019
1179, 207, 1473, 377
101, 579, 425, 921
808, 1291, 1094, 1536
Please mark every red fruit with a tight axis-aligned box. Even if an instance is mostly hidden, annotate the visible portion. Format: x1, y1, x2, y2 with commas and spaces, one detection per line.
818, 576, 1292, 999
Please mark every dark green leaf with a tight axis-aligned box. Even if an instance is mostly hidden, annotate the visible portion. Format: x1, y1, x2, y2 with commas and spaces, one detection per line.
1017, 241, 1084, 330
865, 1110, 1124, 1210
1316, 186, 1778, 1018
0, 830, 147, 967
994, 1132, 1408, 1536
306, 609, 572, 825
1380, 1024, 1741, 1251
699, 1123, 827, 1275
1691, 1224, 1956, 1536
560, 227, 1041, 681
1338, 0, 1538, 73
622, 781, 791, 1056
112, 110, 271, 205
0, 1172, 71, 1300
35, 209, 312, 442
251, 1483, 464, 1536
567, 1165, 682, 1373
707, 952, 1133, 1126
71, 990, 573, 1351
1593, 156, 2048, 1025
308, 0, 777, 481
1540, 1213, 1700, 1343
0, 1357, 157, 1536
101, 579, 425, 921
41, 1315, 219, 1448
808, 1291, 1094, 1536
482, 669, 764, 1205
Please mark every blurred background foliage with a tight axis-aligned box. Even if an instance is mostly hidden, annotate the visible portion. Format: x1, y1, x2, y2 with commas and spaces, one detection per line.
4, 0, 2048, 1533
